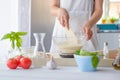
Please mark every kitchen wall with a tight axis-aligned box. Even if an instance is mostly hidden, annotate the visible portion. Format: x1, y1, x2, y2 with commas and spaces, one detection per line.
31, 0, 55, 51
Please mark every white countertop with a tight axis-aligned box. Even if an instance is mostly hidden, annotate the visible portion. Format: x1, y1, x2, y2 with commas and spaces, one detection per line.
0, 50, 119, 80
0, 63, 120, 80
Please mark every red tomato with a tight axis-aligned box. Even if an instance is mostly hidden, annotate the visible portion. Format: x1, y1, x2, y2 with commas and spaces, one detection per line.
20, 57, 32, 69
7, 58, 18, 69
15, 55, 23, 67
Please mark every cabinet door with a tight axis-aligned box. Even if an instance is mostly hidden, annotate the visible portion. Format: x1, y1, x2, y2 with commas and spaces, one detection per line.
97, 33, 119, 50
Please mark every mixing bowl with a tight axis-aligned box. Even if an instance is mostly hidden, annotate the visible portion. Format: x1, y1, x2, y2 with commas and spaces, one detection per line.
53, 36, 85, 55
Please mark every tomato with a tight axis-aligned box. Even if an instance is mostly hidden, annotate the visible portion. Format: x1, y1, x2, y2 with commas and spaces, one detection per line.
20, 57, 32, 69
15, 55, 23, 67
7, 58, 18, 69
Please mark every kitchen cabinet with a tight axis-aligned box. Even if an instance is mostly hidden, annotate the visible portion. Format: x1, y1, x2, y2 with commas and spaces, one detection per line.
97, 33, 119, 50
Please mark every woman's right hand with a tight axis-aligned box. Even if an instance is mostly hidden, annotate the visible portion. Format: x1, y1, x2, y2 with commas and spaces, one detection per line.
57, 8, 69, 29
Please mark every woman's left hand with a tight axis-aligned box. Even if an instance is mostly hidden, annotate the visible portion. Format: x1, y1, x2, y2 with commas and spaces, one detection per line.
82, 23, 93, 40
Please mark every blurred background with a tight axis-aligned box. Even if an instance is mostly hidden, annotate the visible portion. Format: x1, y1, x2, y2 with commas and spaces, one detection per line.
0, 0, 120, 59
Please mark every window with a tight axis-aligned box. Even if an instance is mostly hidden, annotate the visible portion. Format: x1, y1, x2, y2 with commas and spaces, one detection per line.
0, 0, 18, 60
99, 0, 120, 24
109, 0, 120, 18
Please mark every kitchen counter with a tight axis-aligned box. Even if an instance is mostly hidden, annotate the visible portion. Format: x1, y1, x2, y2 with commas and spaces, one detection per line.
0, 50, 119, 80
0, 63, 119, 80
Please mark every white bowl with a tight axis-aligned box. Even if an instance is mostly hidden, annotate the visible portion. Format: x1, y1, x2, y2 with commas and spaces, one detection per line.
74, 54, 100, 72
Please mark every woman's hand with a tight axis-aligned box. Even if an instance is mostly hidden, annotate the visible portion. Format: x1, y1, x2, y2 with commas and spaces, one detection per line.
82, 23, 93, 40
81, 0, 103, 40
57, 8, 69, 29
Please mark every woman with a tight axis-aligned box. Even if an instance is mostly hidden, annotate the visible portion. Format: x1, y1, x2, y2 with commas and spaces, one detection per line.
49, 0, 103, 53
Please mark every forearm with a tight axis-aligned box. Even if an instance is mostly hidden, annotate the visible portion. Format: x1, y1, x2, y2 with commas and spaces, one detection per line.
49, 0, 69, 28
87, 0, 103, 28
50, 6, 60, 16
82, 9, 103, 40
49, 0, 60, 16
88, 9, 103, 28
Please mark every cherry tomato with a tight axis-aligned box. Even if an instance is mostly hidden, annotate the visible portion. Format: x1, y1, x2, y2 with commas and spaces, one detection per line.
15, 55, 23, 67
20, 57, 32, 69
7, 58, 18, 69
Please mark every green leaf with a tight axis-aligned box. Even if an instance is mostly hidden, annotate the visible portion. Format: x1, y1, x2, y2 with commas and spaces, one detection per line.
78, 49, 99, 56
79, 50, 91, 56
92, 56, 99, 68
16, 32, 27, 36
75, 50, 80, 55
1, 31, 27, 51
16, 41, 21, 50
11, 32, 16, 37
16, 37, 22, 43
11, 40, 15, 49
90, 52, 98, 56
1, 33, 11, 40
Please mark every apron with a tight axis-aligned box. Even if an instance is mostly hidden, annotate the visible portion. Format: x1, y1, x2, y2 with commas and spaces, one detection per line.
50, 0, 99, 53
